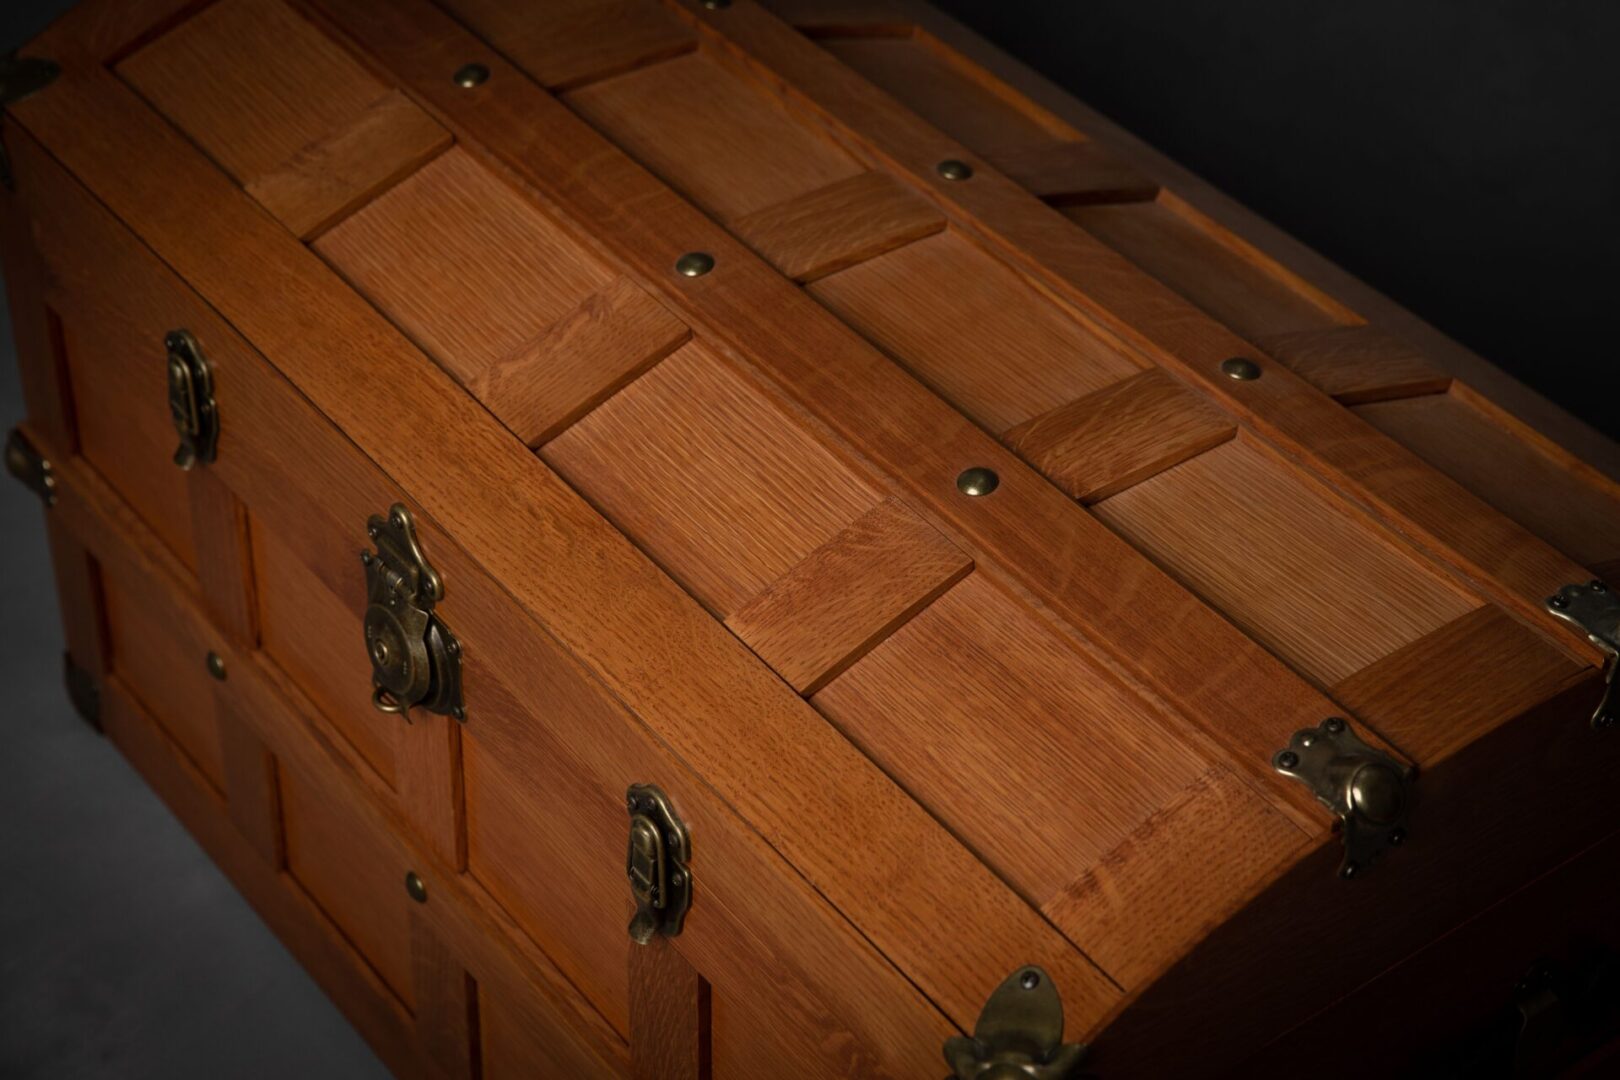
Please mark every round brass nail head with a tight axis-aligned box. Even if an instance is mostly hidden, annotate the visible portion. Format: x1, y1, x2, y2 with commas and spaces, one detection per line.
453, 63, 490, 88
206, 651, 227, 681
956, 467, 999, 497
936, 159, 973, 181
702, 0, 731, 7
675, 251, 715, 277
405, 871, 428, 903
1221, 357, 1261, 381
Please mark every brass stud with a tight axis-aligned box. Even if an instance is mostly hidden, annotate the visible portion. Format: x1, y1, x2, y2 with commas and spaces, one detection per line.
206, 651, 227, 681
1220, 357, 1261, 381
453, 63, 490, 89
675, 251, 715, 278
956, 467, 1000, 497
936, 159, 974, 181
405, 870, 428, 903
702, 0, 731, 7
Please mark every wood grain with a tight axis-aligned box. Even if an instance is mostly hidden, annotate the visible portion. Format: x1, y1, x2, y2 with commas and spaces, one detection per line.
563, 47, 864, 222
472, 277, 691, 448
1093, 438, 1480, 686
1356, 387, 1620, 570
118, 0, 446, 235
811, 229, 1144, 433
481, 987, 626, 1079
410, 909, 479, 1080
725, 496, 973, 693
314, 146, 616, 388
545, 341, 883, 618
1330, 606, 1587, 764
1003, 367, 1236, 502
218, 705, 285, 868
1063, 196, 1355, 342
731, 170, 946, 282
441, 0, 697, 91
988, 140, 1159, 205
186, 468, 259, 644
1259, 325, 1452, 405
630, 941, 710, 1080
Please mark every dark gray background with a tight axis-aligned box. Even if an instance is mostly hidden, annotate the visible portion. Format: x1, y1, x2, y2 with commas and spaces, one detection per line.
2, 0, 1616, 1076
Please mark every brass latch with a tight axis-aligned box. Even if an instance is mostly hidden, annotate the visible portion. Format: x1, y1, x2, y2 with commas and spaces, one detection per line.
361, 504, 464, 721
626, 783, 691, 945
945, 966, 1089, 1079
166, 329, 219, 469
1546, 580, 1619, 730
1272, 717, 1412, 879
4, 428, 55, 506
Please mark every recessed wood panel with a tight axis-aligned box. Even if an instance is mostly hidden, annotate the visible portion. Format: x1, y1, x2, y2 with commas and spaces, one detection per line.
543, 342, 883, 617
281, 765, 414, 1009
1356, 388, 1620, 570
1063, 196, 1355, 342
482, 987, 627, 1079
118, 0, 448, 236
253, 520, 398, 788
102, 573, 224, 790
564, 49, 864, 223
810, 230, 1142, 434
1093, 439, 1480, 686
813, 574, 1245, 916
442, 0, 696, 90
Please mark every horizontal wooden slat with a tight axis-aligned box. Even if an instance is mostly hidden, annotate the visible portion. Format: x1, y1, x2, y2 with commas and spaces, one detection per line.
439, 0, 697, 91
473, 277, 691, 447
1259, 325, 1452, 405
1004, 367, 1236, 502
989, 140, 1159, 205
732, 170, 945, 282
1330, 605, 1586, 763
725, 496, 973, 693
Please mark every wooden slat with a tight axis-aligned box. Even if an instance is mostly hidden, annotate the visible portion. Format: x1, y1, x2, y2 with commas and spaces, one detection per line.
472, 277, 691, 447
1041, 768, 1308, 989
1004, 367, 1236, 502
244, 90, 451, 239
7, 109, 1093, 1046
411, 909, 479, 1080
725, 496, 972, 693
1356, 387, 1620, 571
396, 711, 467, 871
440, 0, 697, 91
731, 170, 945, 282
1330, 606, 1586, 764
218, 704, 285, 868
45, 524, 110, 688
1093, 438, 1480, 686
989, 140, 1159, 205
187, 467, 259, 643
1259, 325, 1452, 405
562, 47, 864, 222
629, 941, 710, 1080
810, 229, 1144, 434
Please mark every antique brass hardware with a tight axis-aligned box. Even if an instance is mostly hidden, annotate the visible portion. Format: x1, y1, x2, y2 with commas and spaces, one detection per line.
1220, 357, 1262, 381
1546, 580, 1619, 730
945, 966, 1089, 1079
957, 466, 1000, 497
0, 53, 61, 189
5, 428, 55, 506
361, 504, 464, 721
1272, 717, 1413, 879
63, 653, 101, 731
625, 783, 691, 945
404, 870, 428, 904
165, 329, 219, 469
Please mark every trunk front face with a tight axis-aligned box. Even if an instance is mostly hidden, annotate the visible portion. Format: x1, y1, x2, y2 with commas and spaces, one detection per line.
4, 1, 1616, 1076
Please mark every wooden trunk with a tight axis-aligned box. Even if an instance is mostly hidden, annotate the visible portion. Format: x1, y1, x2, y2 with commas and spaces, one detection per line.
4, 2, 1618, 1076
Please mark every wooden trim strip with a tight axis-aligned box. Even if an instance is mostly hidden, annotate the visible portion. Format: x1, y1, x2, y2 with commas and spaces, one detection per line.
988, 140, 1159, 205
630, 940, 712, 1080
731, 170, 946, 282
664, 0, 1600, 664
1258, 325, 1453, 406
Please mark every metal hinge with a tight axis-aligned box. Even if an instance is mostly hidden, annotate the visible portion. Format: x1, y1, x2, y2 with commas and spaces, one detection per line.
625, 783, 691, 945
0, 53, 61, 190
4, 427, 55, 506
361, 503, 463, 721
165, 329, 219, 469
1546, 580, 1619, 730
63, 653, 101, 731
945, 966, 1090, 1079
1272, 717, 1412, 879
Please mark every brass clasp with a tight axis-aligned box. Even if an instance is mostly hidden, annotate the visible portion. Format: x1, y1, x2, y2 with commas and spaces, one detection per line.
165, 329, 218, 469
626, 784, 691, 944
945, 966, 1089, 1079
361, 504, 463, 721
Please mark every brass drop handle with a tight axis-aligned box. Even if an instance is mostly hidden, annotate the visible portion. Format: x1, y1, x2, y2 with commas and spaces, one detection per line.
945, 967, 1089, 1079
360, 504, 464, 721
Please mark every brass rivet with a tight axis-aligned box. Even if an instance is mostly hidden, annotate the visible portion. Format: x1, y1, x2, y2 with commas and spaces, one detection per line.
453, 63, 490, 89
1220, 357, 1261, 381
1018, 970, 1040, 991
956, 467, 999, 496
206, 651, 227, 681
675, 251, 715, 278
405, 870, 428, 903
702, 0, 731, 7
936, 159, 974, 181
1275, 750, 1300, 770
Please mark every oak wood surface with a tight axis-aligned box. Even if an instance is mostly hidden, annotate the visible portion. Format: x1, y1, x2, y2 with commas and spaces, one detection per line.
1259, 324, 1453, 405
629, 941, 710, 1080
440, 0, 696, 91
409, 912, 479, 1080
